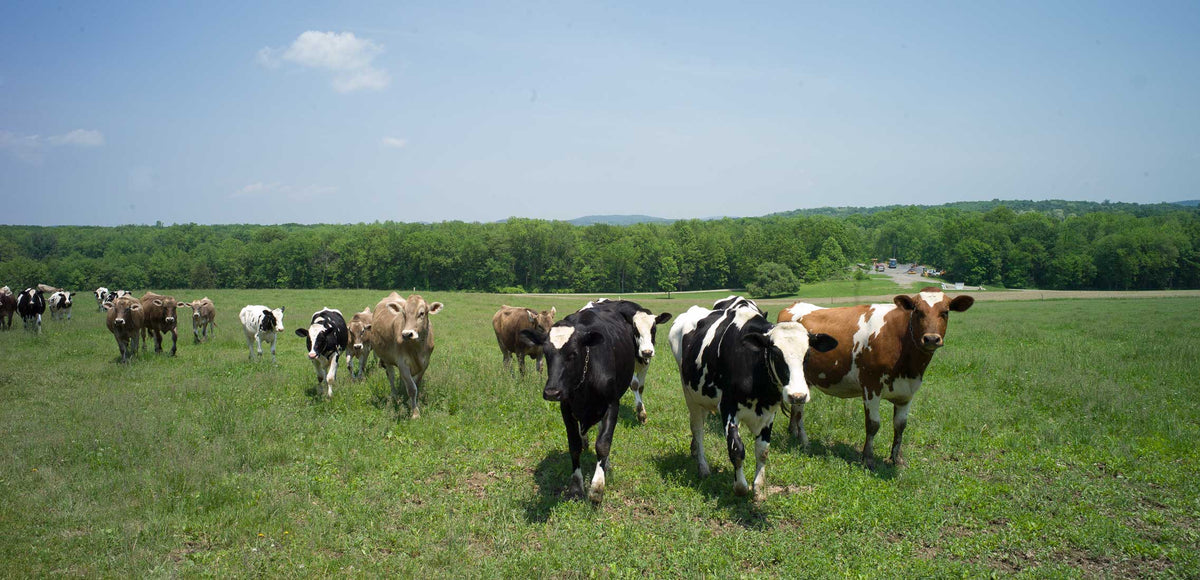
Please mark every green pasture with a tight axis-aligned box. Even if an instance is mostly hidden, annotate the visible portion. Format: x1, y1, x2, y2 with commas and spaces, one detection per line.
0, 290, 1196, 577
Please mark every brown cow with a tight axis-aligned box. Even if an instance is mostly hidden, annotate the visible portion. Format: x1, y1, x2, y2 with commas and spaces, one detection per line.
103, 296, 144, 363
777, 287, 974, 468
372, 293, 443, 418
181, 297, 217, 343
0, 290, 15, 330
347, 307, 373, 379
492, 305, 556, 376
139, 292, 180, 356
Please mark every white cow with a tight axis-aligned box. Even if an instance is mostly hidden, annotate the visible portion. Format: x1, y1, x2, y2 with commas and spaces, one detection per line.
240, 305, 285, 362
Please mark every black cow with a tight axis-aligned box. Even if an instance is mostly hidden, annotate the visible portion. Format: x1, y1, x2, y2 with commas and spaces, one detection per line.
523, 308, 636, 505
295, 308, 349, 399
16, 288, 46, 334
668, 298, 837, 499
581, 299, 672, 423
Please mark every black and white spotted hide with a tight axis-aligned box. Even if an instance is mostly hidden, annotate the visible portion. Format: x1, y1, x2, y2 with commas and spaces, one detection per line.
295, 308, 348, 399
16, 288, 46, 334
49, 291, 73, 320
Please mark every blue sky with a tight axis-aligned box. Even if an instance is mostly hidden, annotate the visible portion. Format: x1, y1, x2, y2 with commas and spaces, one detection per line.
1, 1, 1197, 226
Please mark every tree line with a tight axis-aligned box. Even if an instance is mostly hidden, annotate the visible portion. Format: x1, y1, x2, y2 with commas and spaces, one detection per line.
1, 201, 1198, 294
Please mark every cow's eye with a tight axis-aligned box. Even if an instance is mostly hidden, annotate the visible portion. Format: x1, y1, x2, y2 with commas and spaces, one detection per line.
940, 312, 949, 319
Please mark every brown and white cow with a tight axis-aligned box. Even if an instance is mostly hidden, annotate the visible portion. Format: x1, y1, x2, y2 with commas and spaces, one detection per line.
139, 292, 180, 356
181, 297, 217, 343
777, 287, 974, 468
347, 307, 374, 379
103, 295, 143, 363
492, 305, 556, 376
372, 293, 443, 418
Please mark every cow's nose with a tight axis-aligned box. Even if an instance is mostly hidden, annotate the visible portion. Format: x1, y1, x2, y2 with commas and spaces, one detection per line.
193, 312, 200, 318
640, 349, 654, 359
543, 387, 565, 402
115, 318, 125, 325
922, 334, 943, 348
787, 390, 811, 405
308, 352, 318, 360
165, 317, 175, 323
402, 330, 418, 340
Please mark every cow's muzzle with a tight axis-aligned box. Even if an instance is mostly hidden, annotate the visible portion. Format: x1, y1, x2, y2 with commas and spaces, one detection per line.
402, 330, 419, 340
115, 318, 125, 326
165, 317, 175, 324
785, 386, 811, 405
922, 334, 943, 350
543, 386, 566, 402
640, 349, 654, 360
308, 352, 318, 360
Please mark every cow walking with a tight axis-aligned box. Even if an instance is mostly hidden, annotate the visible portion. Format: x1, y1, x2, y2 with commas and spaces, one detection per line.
581, 299, 671, 423
0, 289, 15, 330
240, 305, 285, 362
138, 292, 180, 356
16, 288, 46, 334
372, 293, 443, 418
48, 291, 74, 321
181, 298, 217, 343
94, 287, 110, 311
103, 296, 143, 363
777, 287, 974, 468
347, 308, 373, 379
492, 305, 556, 376
296, 308, 349, 398
670, 296, 837, 498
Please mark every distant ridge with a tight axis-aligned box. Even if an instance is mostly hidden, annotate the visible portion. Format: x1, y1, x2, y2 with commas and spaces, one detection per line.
770, 199, 1200, 219
1174, 200, 1200, 207
568, 214, 675, 226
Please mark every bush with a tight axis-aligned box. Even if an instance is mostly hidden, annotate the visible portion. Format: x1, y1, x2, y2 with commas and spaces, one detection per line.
495, 286, 527, 294
747, 262, 800, 298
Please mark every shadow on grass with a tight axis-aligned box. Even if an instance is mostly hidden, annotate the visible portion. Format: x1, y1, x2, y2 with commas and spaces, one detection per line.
778, 436, 899, 480
524, 449, 579, 523
650, 451, 772, 531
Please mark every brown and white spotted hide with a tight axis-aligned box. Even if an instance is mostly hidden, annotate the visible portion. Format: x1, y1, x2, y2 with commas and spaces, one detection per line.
347, 307, 374, 379
371, 292, 443, 418
492, 305, 556, 376
181, 298, 217, 343
777, 287, 974, 468
104, 296, 144, 363
139, 292, 179, 356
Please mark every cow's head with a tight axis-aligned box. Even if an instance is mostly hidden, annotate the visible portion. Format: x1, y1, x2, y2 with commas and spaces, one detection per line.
348, 308, 373, 356
150, 297, 178, 326
179, 300, 200, 319
714, 295, 765, 316
94, 287, 108, 302
0, 286, 11, 297
894, 287, 974, 352
260, 307, 285, 333
386, 295, 443, 342
629, 309, 672, 363
529, 307, 556, 334
104, 297, 141, 327
522, 310, 605, 402
743, 321, 838, 404
295, 310, 342, 360
55, 292, 73, 308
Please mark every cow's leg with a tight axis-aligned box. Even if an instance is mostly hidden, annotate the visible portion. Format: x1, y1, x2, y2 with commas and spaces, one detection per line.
398, 364, 420, 418
589, 401, 620, 505
726, 412, 749, 496
501, 350, 513, 375
689, 403, 711, 478
561, 403, 585, 499
36, 313, 42, 334
193, 321, 201, 343
861, 391, 882, 469
789, 400, 809, 449
631, 363, 649, 423
890, 400, 911, 466
517, 353, 527, 376
535, 352, 545, 374
385, 365, 400, 409
752, 419, 773, 500
115, 334, 127, 363
169, 328, 177, 356
153, 330, 163, 353
131, 331, 139, 357
269, 338, 277, 363
324, 354, 338, 398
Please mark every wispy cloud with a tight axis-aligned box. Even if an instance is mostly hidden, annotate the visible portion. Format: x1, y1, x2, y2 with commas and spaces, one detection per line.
380, 136, 407, 148
0, 128, 105, 164
231, 182, 338, 201
257, 31, 390, 93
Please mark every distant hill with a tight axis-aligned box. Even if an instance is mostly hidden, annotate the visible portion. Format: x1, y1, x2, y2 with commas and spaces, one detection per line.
771, 199, 1200, 219
568, 214, 675, 226
1174, 200, 1200, 207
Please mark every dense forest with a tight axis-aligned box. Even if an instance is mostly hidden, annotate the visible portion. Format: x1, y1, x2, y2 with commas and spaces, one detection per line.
1, 200, 1198, 294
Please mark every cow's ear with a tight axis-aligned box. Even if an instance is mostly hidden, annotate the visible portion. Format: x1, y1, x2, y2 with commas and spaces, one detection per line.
809, 332, 838, 353
294, 328, 307, 337
581, 330, 605, 348
153, 299, 163, 307
262, 309, 272, 318
520, 329, 545, 347
102, 303, 113, 311
549, 306, 557, 317
742, 333, 771, 353
577, 309, 597, 325
387, 302, 402, 313
526, 310, 537, 323
279, 306, 285, 312
130, 303, 141, 311
655, 312, 672, 325
894, 295, 916, 311
177, 302, 187, 308
949, 295, 974, 312
363, 324, 371, 331
428, 302, 444, 315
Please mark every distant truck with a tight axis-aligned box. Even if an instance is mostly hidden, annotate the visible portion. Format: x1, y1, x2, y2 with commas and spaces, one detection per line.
888, 258, 898, 269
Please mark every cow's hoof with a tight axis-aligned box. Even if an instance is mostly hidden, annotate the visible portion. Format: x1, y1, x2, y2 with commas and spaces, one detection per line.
890, 456, 906, 467
587, 487, 605, 505
753, 487, 767, 502
733, 482, 750, 496
636, 408, 648, 424
862, 457, 876, 470
410, 409, 420, 419
697, 464, 711, 479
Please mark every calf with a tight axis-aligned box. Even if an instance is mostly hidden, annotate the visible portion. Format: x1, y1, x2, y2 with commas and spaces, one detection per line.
522, 308, 637, 504
103, 296, 143, 363
581, 299, 672, 423
347, 308, 374, 379
181, 297, 217, 343
94, 287, 109, 311
295, 308, 349, 398
0, 291, 15, 330
372, 293, 443, 418
16, 288, 46, 334
492, 305, 556, 376
669, 297, 837, 498
138, 292, 179, 356
777, 287, 974, 468
240, 305, 285, 362
48, 291, 74, 321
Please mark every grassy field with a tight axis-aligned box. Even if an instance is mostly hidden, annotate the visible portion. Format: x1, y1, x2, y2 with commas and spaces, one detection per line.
1, 289, 1197, 577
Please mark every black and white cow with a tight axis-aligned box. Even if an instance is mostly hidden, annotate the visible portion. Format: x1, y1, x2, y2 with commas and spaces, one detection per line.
669, 296, 837, 498
48, 291, 74, 321
102, 290, 131, 308
522, 308, 637, 505
295, 308, 349, 399
94, 287, 109, 311
580, 299, 672, 423
16, 288, 46, 334
240, 304, 285, 362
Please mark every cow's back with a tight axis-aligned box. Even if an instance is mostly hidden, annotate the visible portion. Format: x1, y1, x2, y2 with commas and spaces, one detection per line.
792, 303, 908, 397
493, 306, 536, 353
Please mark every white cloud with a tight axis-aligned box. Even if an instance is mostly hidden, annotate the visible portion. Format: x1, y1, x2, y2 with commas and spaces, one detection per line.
232, 182, 338, 201
259, 31, 389, 93
48, 129, 105, 147
0, 128, 105, 164
380, 136, 407, 148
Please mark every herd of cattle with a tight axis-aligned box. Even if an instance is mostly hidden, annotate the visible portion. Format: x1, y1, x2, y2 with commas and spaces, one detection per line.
0, 283, 973, 504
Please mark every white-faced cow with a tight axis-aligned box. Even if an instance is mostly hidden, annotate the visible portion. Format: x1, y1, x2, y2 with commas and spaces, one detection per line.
94, 287, 109, 311
777, 287, 974, 468
138, 292, 179, 356
240, 305, 285, 362
295, 308, 349, 399
522, 307, 637, 505
103, 296, 143, 363
492, 305, 556, 376
16, 288, 46, 334
669, 296, 837, 498
181, 298, 217, 343
347, 308, 374, 379
372, 293, 443, 418
0, 290, 16, 330
48, 291, 74, 321
580, 299, 672, 423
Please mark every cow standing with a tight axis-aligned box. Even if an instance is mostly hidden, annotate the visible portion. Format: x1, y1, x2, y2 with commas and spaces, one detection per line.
138, 292, 179, 356
16, 288, 46, 334
777, 287, 974, 468
182, 298, 217, 343
347, 308, 373, 379
240, 305, 285, 362
48, 291, 74, 321
581, 299, 672, 423
372, 293, 443, 419
0, 290, 16, 330
522, 308, 637, 505
94, 287, 109, 311
492, 305, 556, 376
103, 296, 143, 363
669, 296, 837, 498
295, 308, 349, 398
